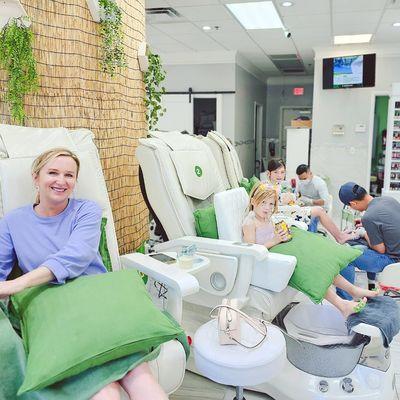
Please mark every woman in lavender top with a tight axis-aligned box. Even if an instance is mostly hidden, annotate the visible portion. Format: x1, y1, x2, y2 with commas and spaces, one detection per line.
0, 148, 167, 400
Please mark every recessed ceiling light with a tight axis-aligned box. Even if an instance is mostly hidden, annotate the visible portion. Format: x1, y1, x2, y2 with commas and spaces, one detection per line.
334, 34, 373, 45
393, 22, 400, 27
281, 1, 293, 6
226, 1, 284, 30
202, 25, 212, 31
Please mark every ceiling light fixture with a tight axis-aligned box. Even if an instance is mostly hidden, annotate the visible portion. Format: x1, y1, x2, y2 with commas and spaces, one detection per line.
393, 22, 400, 27
226, 1, 284, 30
202, 25, 212, 31
334, 34, 373, 45
281, 1, 293, 6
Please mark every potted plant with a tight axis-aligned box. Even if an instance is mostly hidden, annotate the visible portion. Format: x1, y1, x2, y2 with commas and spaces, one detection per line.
98, 0, 126, 76
0, 16, 39, 125
144, 50, 166, 130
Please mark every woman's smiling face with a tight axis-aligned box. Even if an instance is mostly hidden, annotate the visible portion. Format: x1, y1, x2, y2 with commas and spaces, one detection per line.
33, 156, 78, 207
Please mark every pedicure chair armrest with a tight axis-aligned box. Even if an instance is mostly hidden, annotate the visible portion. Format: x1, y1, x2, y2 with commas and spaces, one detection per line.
121, 252, 199, 322
154, 236, 268, 261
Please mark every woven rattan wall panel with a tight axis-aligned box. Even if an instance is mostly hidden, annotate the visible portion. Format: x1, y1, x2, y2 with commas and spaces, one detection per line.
0, 0, 148, 254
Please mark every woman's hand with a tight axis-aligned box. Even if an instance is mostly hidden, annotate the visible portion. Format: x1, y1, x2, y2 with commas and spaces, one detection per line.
0, 279, 26, 298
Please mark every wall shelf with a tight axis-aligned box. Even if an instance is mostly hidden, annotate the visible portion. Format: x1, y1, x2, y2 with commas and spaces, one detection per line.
0, 0, 28, 29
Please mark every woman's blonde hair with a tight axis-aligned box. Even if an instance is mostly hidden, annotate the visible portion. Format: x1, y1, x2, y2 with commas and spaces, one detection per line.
32, 148, 80, 204
249, 182, 278, 214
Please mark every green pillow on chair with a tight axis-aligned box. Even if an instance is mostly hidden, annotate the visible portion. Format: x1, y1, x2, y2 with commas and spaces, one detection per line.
270, 227, 361, 303
194, 205, 219, 239
99, 217, 112, 272
240, 176, 260, 194
11, 269, 186, 394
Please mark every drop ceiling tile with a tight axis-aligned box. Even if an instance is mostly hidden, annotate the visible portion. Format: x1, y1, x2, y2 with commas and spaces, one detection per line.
248, 29, 296, 53
332, 11, 381, 35
291, 27, 332, 47
168, 0, 220, 5
372, 26, 400, 44
192, 19, 244, 32
145, 0, 170, 7
380, 8, 400, 23
283, 13, 330, 30
153, 22, 202, 35
332, 0, 387, 13
147, 32, 183, 45
209, 30, 259, 51
387, 0, 400, 8
276, 0, 330, 16
153, 42, 194, 53
177, 34, 227, 51
175, 5, 232, 21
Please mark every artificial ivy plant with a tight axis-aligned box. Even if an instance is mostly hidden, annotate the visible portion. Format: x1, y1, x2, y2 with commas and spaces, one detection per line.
144, 50, 166, 130
98, 0, 126, 76
0, 17, 39, 125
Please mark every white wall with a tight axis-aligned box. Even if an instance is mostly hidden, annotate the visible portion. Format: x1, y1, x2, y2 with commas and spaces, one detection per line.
162, 63, 236, 142
266, 76, 314, 140
312, 45, 400, 219
235, 65, 267, 177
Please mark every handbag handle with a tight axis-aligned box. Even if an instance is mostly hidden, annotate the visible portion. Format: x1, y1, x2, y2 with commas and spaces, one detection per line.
210, 304, 268, 349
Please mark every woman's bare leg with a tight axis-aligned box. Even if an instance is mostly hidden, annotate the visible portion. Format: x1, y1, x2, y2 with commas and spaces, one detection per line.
311, 206, 353, 244
91, 382, 121, 400
120, 362, 168, 400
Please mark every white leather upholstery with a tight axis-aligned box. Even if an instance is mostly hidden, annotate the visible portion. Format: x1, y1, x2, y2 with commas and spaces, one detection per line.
207, 131, 243, 187
214, 187, 249, 242
0, 124, 186, 395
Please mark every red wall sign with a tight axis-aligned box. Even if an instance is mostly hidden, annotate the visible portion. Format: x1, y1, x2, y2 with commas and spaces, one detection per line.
293, 87, 304, 96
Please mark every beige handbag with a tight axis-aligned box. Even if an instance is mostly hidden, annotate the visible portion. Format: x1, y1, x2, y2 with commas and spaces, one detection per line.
210, 299, 268, 348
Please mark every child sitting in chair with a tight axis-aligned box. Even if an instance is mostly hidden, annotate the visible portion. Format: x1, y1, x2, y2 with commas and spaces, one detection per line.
242, 183, 378, 318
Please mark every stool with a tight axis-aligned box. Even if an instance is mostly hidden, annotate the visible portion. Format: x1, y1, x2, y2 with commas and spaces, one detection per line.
193, 319, 286, 400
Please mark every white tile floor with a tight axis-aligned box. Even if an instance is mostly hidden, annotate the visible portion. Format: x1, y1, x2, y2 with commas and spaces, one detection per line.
171, 272, 400, 400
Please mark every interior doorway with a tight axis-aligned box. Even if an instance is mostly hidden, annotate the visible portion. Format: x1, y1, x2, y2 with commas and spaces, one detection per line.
254, 102, 263, 177
279, 107, 312, 161
370, 95, 389, 196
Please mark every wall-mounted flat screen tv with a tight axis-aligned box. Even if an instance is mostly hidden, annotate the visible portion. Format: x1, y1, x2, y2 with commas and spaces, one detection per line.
323, 53, 376, 89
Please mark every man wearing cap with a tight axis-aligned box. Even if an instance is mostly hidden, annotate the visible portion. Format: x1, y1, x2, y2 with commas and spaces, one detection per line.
338, 182, 400, 297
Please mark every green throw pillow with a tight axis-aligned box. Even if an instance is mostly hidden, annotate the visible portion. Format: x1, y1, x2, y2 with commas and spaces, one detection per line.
99, 217, 112, 272
240, 176, 260, 194
11, 269, 186, 394
194, 205, 219, 239
270, 227, 362, 303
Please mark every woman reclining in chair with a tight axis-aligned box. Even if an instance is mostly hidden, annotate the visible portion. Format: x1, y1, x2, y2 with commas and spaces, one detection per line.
0, 148, 168, 400
242, 183, 378, 318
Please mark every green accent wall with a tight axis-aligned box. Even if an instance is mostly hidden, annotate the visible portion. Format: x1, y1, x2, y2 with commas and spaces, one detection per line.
372, 96, 389, 171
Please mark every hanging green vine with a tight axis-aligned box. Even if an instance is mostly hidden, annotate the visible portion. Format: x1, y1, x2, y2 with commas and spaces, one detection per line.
0, 17, 39, 125
98, 0, 126, 76
144, 50, 166, 130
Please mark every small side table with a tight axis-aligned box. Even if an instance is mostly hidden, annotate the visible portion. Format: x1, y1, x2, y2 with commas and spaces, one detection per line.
193, 319, 286, 400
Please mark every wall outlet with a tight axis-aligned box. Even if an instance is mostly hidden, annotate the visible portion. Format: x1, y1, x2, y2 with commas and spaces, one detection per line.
355, 123, 366, 133
332, 124, 345, 135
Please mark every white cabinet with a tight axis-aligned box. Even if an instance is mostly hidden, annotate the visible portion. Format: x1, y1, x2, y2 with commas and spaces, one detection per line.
285, 127, 311, 181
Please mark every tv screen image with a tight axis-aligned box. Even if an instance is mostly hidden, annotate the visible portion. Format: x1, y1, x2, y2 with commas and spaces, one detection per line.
322, 53, 375, 89
333, 55, 363, 88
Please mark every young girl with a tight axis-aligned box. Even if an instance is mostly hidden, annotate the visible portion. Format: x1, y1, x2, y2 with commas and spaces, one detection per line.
242, 183, 378, 318
0, 148, 168, 400
265, 159, 354, 244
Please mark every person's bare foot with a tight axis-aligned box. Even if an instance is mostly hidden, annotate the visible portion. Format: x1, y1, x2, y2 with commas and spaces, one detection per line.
339, 297, 367, 319
350, 286, 380, 299
337, 231, 357, 244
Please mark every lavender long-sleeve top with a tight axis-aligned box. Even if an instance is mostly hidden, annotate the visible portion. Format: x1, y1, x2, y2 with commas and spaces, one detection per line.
0, 199, 107, 283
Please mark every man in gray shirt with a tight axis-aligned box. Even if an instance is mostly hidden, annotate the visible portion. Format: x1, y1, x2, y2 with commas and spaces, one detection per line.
296, 164, 330, 211
338, 181, 400, 296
